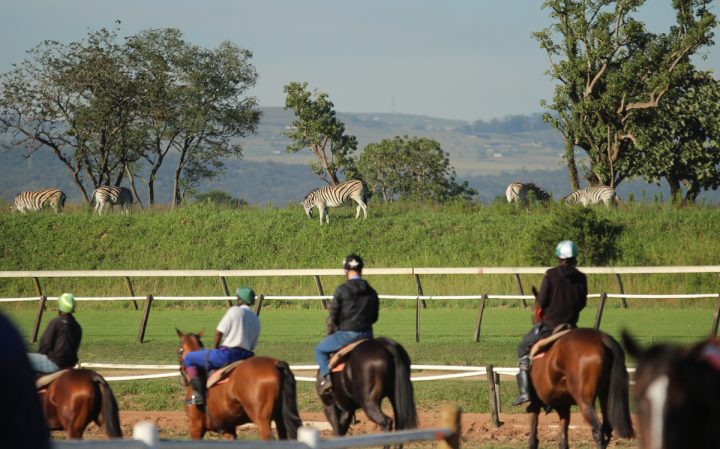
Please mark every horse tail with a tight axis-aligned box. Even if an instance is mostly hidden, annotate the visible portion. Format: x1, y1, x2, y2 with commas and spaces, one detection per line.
97, 377, 123, 438
275, 361, 302, 439
601, 333, 634, 438
377, 337, 417, 430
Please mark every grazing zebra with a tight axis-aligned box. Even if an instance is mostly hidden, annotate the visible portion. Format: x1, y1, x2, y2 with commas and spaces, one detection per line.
13, 188, 66, 213
92, 186, 133, 215
302, 179, 367, 225
505, 182, 551, 205
563, 186, 620, 207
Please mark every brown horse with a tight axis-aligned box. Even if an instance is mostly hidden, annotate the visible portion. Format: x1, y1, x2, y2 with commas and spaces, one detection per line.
176, 329, 302, 440
38, 369, 122, 439
317, 337, 417, 437
622, 332, 720, 449
525, 287, 634, 449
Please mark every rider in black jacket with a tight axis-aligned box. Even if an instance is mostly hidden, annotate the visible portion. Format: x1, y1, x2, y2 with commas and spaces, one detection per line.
315, 255, 379, 395
28, 293, 82, 373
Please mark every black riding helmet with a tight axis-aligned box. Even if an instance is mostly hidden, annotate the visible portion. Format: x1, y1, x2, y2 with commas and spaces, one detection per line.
343, 254, 364, 271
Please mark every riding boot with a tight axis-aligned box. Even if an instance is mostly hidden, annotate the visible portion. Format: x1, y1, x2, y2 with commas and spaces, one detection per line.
187, 372, 207, 406
318, 374, 333, 396
511, 356, 532, 406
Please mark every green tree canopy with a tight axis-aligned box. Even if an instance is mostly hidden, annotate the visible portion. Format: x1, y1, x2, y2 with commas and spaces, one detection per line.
357, 136, 477, 202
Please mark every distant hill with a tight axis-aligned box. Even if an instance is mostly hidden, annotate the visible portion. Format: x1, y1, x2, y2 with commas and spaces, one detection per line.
1, 107, 716, 204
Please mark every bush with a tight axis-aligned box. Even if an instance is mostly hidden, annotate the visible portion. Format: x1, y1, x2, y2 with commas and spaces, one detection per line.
191, 190, 247, 208
525, 207, 623, 266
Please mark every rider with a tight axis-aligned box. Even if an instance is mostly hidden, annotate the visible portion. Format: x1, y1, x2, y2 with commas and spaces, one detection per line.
183, 287, 260, 406
315, 254, 379, 396
27, 293, 82, 374
512, 240, 588, 406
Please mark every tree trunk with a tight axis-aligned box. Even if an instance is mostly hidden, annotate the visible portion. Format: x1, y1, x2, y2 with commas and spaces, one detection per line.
667, 175, 682, 204
172, 165, 182, 208
125, 164, 144, 209
565, 138, 580, 191
71, 170, 91, 205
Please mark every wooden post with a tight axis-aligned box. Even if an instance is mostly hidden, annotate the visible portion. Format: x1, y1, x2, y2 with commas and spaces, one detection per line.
314, 275, 328, 310
255, 294, 265, 317
594, 292, 607, 330
414, 274, 428, 309
486, 365, 501, 428
219, 276, 233, 308
711, 296, 720, 338
494, 371, 501, 414
614, 274, 628, 308
415, 295, 421, 342
137, 294, 154, 343
124, 276, 139, 310
438, 403, 461, 449
473, 294, 488, 342
31, 295, 48, 342
32, 277, 46, 311
514, 274, 527, 308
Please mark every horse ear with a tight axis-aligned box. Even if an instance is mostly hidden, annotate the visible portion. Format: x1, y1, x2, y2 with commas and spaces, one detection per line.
197, 329, 205, 338
175, 327, 184, 338
531, 286, 539, 298
622, 330, 642, 359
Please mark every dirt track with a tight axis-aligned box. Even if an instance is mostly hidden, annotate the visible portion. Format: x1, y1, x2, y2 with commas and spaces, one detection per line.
73, 410, 636, 447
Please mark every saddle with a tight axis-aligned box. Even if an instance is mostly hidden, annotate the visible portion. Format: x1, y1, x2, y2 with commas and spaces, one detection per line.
36, 369, 71, 390
329, 339, 369, 372
530, 324, 573, 359
206, 360, 246, 388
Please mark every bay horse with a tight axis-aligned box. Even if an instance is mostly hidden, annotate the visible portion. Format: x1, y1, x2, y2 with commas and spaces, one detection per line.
176, 329, 302, 440
317, 337, 417, 436
525, 287, 634, 449
38, 368, 122, 439
622, 332, 720, 449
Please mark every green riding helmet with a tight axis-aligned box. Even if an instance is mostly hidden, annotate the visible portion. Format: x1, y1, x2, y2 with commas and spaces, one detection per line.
235, 287, 256, 306
58, 292, 76, 313
555, 240, 578, 260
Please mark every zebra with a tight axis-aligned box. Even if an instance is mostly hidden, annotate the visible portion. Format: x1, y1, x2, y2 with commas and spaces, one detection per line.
505, 182, 551, 205
563, 186, 621, 207
13, 188, 66, 213
302, 179, 367, 225
92, 186, 133, 215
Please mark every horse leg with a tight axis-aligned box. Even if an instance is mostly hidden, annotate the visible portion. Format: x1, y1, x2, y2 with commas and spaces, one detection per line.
528, 410, 540, 449
362, 398, 393, 432
556, 405, 571, 449
221, 428, 237, 440
599, 390, 612, 446
578, 399, 604, 449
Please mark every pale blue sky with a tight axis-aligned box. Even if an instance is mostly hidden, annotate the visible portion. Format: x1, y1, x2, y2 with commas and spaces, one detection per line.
1, 1, 717, 121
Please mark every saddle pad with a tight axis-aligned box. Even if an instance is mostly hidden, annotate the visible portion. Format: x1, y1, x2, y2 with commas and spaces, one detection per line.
36, 369, 70, 389
328, 339, 369, 370
331, 362, 346, 373
530, 329, 572, 358
207, 360, 245, 389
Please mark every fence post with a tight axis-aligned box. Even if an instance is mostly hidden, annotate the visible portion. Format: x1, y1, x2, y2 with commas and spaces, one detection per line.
711, 295, 720, 338
594, 292, 607, 330
133, 421, 158, 448
314, 275, 328, 310
494, 371, 501, 414
614, 274, 628, 308
137, 294, 154, 343
438, 403, 462, 449
486, 365, 501, 428
31, 295, 47, 343
124, 276, 139, 310
255, 294, 265, 317
514, 274, 527, 308
415, 295, 421, 343
473, 294, 488, 342
32, 277, 46, 311
219, 276, 233, 308
298, 426, 320, 449
415, 274, 428, 309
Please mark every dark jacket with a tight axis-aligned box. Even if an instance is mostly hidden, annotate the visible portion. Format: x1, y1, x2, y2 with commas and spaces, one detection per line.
329, 278, 379, 332
38, 313, 82, 369
538, 264, 588, 329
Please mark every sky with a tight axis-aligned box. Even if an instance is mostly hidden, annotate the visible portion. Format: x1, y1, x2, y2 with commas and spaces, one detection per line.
0, 0, 718, 122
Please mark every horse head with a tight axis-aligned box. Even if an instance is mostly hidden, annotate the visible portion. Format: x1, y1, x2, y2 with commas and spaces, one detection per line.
175, 328, 205, 385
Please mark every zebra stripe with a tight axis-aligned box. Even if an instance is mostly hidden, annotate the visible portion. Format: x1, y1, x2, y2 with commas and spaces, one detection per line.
92, 186, 133, 215
303, 180, 367, 225
13, 189, 66, 213
563, 186, 620, 207
505, 182, 551, 204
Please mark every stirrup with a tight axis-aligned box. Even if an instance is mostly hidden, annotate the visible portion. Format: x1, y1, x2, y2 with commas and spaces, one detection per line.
185, 394, 205, 406
511, 394, 531, 406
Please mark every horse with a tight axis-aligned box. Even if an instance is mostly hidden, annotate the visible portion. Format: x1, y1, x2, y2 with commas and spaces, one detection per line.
524, 287, 634, 449
176, 329, 302, 440
622, 332, 720, 449
317, 337, 417, 437
37, 368, 122, 439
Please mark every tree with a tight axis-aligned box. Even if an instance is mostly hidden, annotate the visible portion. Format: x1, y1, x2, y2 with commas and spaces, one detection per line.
283, 82, 357, 185
357, 136, 477, 202
535, 0, 716, 188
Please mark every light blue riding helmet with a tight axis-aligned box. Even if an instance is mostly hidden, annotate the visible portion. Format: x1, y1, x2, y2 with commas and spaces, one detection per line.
555, 240, 578, 259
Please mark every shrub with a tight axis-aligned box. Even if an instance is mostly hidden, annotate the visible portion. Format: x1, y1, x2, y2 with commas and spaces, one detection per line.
191, 190, 247, 208
525, 207, 623, 266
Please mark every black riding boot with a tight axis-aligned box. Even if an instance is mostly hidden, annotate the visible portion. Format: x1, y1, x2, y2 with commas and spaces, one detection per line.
318, 374, 333, 396
187, 373, 207, 406
511, 356, 532, 406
